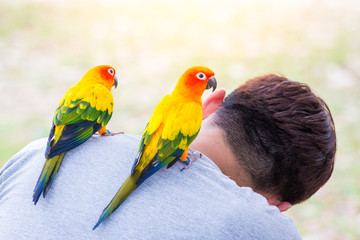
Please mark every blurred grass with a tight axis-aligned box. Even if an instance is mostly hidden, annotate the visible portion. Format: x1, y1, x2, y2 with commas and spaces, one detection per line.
1, 0, 359, 238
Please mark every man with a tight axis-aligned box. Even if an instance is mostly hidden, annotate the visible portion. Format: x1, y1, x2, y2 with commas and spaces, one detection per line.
196, 74, 336, 209
0, 74, 336, 239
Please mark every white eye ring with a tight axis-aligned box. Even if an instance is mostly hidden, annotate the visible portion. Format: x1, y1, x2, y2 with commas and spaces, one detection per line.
196, 72, 206, 80
108, 68, 114, 75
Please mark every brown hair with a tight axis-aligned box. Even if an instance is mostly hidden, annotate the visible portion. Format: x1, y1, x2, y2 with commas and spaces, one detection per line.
213, 74, 336, 204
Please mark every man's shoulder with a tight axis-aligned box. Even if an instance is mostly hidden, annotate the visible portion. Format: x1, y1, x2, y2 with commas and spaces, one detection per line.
173, 150, 302, 239
0, 134, 139, 176
0, 135, 301, 239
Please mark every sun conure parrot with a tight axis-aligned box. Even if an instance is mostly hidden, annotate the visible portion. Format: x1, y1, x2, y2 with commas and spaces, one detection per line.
33, 65, 119, 205
93, 66, 217, 230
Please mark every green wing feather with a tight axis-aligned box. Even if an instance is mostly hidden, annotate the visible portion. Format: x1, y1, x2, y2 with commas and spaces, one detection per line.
93, 95, 202, 230
132, 97, 202, 179
47, 84, 113, 158
34, 84, 114, 205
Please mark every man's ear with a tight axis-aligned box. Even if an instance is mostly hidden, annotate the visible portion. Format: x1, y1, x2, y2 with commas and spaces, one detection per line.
275, 201, 292, 212
203, 89, 226, 119
267, 198, 292, 212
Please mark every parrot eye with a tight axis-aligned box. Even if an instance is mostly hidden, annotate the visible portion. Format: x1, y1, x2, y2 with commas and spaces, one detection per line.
108, 68, 115, 75
196, 72, 206, 80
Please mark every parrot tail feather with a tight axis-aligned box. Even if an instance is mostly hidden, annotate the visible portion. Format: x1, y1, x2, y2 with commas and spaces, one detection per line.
93, 173, 139, 230
32, 153, 65, 204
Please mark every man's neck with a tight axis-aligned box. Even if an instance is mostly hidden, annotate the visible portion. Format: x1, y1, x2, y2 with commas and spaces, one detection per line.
190, 119, 252, 188
190, 119, 292, 212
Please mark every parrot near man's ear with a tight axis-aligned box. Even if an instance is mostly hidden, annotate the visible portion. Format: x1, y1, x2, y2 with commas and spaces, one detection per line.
93, 66, 217, 230
33, 65, 120, 205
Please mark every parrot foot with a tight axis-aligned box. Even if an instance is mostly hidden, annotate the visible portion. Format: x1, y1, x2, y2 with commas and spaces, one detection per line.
101, 130, 124, 136
181, 153, 202, 171
95, 130, 124, 136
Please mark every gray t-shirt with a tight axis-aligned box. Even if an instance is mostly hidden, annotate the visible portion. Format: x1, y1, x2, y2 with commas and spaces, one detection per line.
0, 134, 301, 239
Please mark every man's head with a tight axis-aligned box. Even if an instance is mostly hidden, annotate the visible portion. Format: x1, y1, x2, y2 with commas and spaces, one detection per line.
211, 74, 336, 205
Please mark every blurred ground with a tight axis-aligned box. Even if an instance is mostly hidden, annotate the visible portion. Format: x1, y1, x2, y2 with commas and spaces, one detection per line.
1, 0, 359, 238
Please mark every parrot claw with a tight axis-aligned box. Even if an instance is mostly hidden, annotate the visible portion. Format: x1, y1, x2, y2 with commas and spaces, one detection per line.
101, 130, 124, 136
181, 153, 202, 171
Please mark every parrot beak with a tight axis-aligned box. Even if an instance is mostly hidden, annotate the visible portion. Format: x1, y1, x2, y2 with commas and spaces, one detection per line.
206, 76, 217, 92
113, 75, 118, 89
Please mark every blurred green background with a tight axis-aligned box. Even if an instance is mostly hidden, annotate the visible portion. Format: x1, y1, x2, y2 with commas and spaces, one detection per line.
1, 0, 359, 238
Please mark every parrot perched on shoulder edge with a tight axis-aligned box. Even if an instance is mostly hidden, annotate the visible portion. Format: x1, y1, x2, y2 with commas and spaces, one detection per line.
33, 65, 119, 205
93, 66, 217, 230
